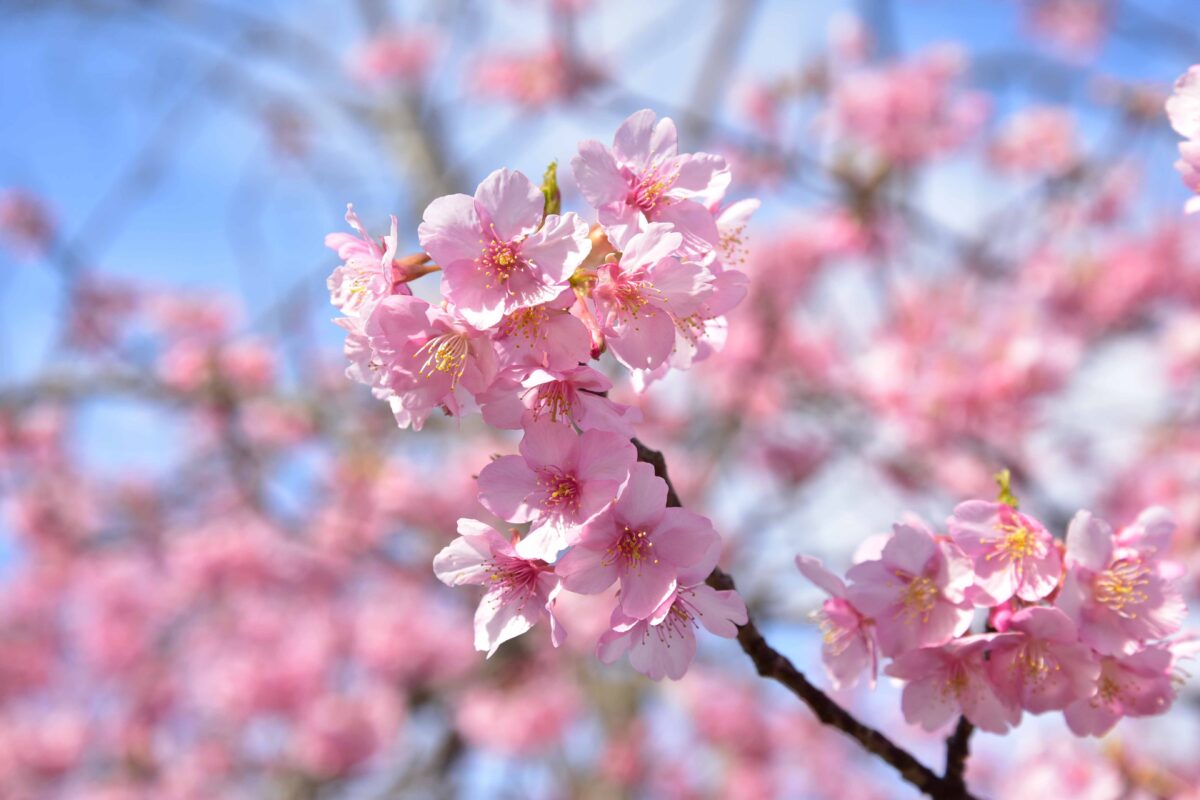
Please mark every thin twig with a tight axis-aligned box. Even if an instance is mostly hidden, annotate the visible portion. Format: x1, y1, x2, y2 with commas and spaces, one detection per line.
631, 438, 979, 800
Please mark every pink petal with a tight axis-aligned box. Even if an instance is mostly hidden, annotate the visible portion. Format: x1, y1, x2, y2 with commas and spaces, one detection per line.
474, 590, 536, 657
1065, 510, 1113, 571
619, 558, 678, 620
613, 463, 668, 528
613, 109, 677, 171
521, 211, 591, 284
473, 167, 544, 242
518, 420, 578, 471
476, 455, 538, 523
417, 193, 480, 267
571, 141, 628, 208
686, 585, 746, 638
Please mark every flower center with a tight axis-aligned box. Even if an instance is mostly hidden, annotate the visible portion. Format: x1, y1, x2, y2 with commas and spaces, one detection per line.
1094, 559, 1151, 617
630, 165, 678, 214
415, 332, 470, 387
941, 666, 969, 699
987, 521, 1041, 563
540, 472, 580, 510
525, 380, 575, 424
485, 553, 546, 605
603, 524, 659, 571
498, 306, 548, 342
478, 237, 524, 285
1016, 642, 1056, 684
898, 575, 938, 623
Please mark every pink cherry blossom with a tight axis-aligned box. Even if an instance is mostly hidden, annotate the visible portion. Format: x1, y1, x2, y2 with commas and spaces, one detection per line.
480, 365, 642, 437
493, 292, 591, 371
455, 666, 582, 756
477, 422, 635, 560
572, 109, 729, 252
471, 44, 602, 108
1063, 645, 1178, 736
326, 203, 407, 317
948, 501, 1062, 604
985, 606, 1099, 713
1055, 509, 1186, 656
350, 30, 435, 85
885, 634, 1022, 734
418, 167, 591, 328
590, 223, 716, 371
433, 518, 565, 656
556, 462, 720, 620
596, 578, 746, 681
845, 522, 975, 657
989, 107, 1079, 175
826, 46, 988, 165
291, 686, 402, 778
795, 555, 878, 690
367, 294, 498, 430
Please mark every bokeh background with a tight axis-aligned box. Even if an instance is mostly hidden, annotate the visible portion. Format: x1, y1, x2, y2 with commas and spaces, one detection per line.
1, 0, 1199, 797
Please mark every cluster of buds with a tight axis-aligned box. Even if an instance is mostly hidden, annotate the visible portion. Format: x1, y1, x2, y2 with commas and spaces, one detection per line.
327, 110, 755, 679
797, 476, 1190, 737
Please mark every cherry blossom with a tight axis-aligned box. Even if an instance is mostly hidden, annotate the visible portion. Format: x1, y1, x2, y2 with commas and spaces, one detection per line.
885, 634, 1023, 734
985, 606, 1099, 713
556, 462, 720, 620
477, 421, 635, 560
1055, 509, 1186, 656
433, 518, 566, 657
418, 167, 591, 328
795, 555, 878, 690
844, 522, 975, 657
572, 109, 729, 252
948, 501, 1063, 604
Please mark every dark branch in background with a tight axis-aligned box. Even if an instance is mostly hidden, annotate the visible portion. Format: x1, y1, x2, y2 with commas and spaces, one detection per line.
632, 438, 979, 800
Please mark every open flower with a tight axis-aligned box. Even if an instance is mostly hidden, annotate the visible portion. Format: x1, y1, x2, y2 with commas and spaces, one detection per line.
433, 518, 564, 656
947, 501, 1062, 604
477, 422, 635, 561
886, 634, 1022, 734
1063, 645, 1178, 737
591, 223, 715, 371
556, 462, 720, 620
418, 168, 591, 328
845, 522, 975, 657
1055, 509, 1185, 656
480, 365, 642, 437
367, 295, 497, 430
493, 293, 591, 372
572, 109, 729, 254
985, 606, 1099, 713
326, 204, 406, 317
596, 549, 744, 681
795, 555, 878, 690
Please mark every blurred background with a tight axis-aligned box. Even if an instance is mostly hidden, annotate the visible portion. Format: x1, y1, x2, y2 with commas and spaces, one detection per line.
1, 0, 1199, 797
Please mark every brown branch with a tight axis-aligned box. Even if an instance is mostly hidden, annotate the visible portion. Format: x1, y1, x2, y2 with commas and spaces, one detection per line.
943, 717, 974, 794
631, 438, 978, 800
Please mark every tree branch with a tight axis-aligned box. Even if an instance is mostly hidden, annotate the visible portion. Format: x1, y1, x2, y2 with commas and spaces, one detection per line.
943, 717, 974, 794
631, 438, 978, 800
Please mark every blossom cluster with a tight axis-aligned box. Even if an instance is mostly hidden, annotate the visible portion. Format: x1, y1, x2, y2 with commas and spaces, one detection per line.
797, 496, 1190, 737
327, 110, 753, 680
1168, 64, 1200, 213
